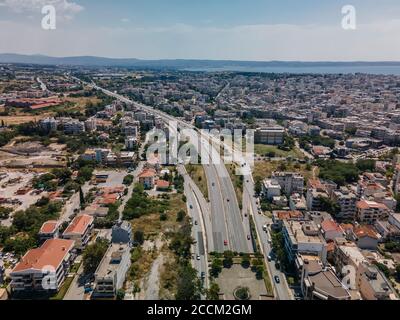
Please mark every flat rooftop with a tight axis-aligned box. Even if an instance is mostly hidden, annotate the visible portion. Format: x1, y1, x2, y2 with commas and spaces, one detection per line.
95, 243, 130, 279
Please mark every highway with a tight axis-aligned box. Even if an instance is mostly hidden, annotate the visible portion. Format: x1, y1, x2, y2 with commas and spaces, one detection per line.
78, 78, 251, 254
72, 76, 290, 298
178, 165, 210, 290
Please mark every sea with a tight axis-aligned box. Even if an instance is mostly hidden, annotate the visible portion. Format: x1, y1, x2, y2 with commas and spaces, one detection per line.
183, 65, 400, 76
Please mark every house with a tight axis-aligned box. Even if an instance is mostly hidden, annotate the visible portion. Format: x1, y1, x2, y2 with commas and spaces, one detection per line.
10, 239, 75, 293
320, 220, 344, 241
354, 225, 380, 250
38, 220, 59, 242
92, 243, 131, 298
62, 214, 94, 251
138, 168, 157, 189
156, 179, 170, 192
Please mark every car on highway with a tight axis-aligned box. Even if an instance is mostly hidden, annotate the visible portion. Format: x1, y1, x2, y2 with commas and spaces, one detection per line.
227, 199, 230, 202
267, 255, 272, 262
194, 220, 198, 225
263, 224, 268, 231
274, 276, 280, 284
189, 205, 193, 209
196, 255, 201, 261
200, 272, 205, 279
212, 182, 215, 187
224, 240, 228, 246
247, 235, 251, 240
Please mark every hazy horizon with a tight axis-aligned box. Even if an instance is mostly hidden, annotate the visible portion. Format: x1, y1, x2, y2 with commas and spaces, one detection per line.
1, 0, 400, 61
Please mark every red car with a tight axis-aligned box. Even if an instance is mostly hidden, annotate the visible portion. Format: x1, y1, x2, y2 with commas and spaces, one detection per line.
224, 240, 228, 246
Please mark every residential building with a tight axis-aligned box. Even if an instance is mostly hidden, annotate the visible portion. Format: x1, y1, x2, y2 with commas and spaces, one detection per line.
271, 172, 304, 196
62, 214, 94, 251
262, 179, 281, 200
320, 220, 344, 241
356, 263, 397, 300
332, 188, 357, 221
112, 221, 132, 244
138, 168, 156, 189
254, 126, 285, 145
354, 225, 380, 250
38, 220, 59, 242
92, 243, 131, 298
298, 256, 351, 300
63, 119, 85, 135
10, 239, 75, 293
356, 200, 390, 224
283, 220, 328, 264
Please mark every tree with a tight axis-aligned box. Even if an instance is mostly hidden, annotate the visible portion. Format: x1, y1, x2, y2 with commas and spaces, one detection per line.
123, 175, 134, 186
254, 179, 262, 195
241, 254, 251, 268
223, 251, 234, 268
176, 210, 186, 222
134, 230, 144, 245
206, 282, 220, 300
175, 265, 202, 300
79, 186, 85, 209
210, 258, 223, 278
116, 289, 125, 300
82, 239, 109, 275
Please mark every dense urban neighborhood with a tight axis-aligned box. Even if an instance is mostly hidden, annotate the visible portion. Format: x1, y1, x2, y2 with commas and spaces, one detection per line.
0, 63, 400, 302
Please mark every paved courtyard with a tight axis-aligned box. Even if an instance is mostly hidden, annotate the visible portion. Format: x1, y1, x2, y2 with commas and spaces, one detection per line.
215, 264, 269, 300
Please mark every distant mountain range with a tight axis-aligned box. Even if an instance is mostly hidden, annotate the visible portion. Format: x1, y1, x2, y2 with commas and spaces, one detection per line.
1, 53, 400, 69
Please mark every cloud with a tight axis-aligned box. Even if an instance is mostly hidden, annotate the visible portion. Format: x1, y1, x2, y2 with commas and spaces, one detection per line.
0, 0, 83, 19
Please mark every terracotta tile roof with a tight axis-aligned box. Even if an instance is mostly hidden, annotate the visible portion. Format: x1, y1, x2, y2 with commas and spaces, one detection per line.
356, 200, 388, 210
39, 220, 58, 234
11, 239, 74, 273
139, 169, 156, 178
275, 210, 303, 220
156, 180, 170, 188
63, 214, 93, 236
321, 220, 343, 233
354, 225, 379, 240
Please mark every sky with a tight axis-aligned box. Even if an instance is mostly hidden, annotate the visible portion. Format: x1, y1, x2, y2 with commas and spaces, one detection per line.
1, 0, 400, 61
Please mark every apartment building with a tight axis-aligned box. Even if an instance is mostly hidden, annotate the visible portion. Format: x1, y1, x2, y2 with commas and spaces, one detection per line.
262, 179, 281, 200
254, 126, 285, 145
356, 200, 391, 224
38, 220, 59, 242
298, 256, 351, 300
10, 239, 75, 293
92, 243, 131, 298
62, 214, 94, 251
282, 220, 328, 264
271, 172, 304, 196
63, 119, 85, 135
332, 188, 357, 221
356, 263, 397, 300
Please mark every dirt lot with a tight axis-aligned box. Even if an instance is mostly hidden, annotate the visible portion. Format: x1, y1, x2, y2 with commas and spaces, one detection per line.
0, 140, 66, 168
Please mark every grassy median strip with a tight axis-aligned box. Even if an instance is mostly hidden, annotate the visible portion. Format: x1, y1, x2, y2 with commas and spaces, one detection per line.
185, 164, 209, 201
